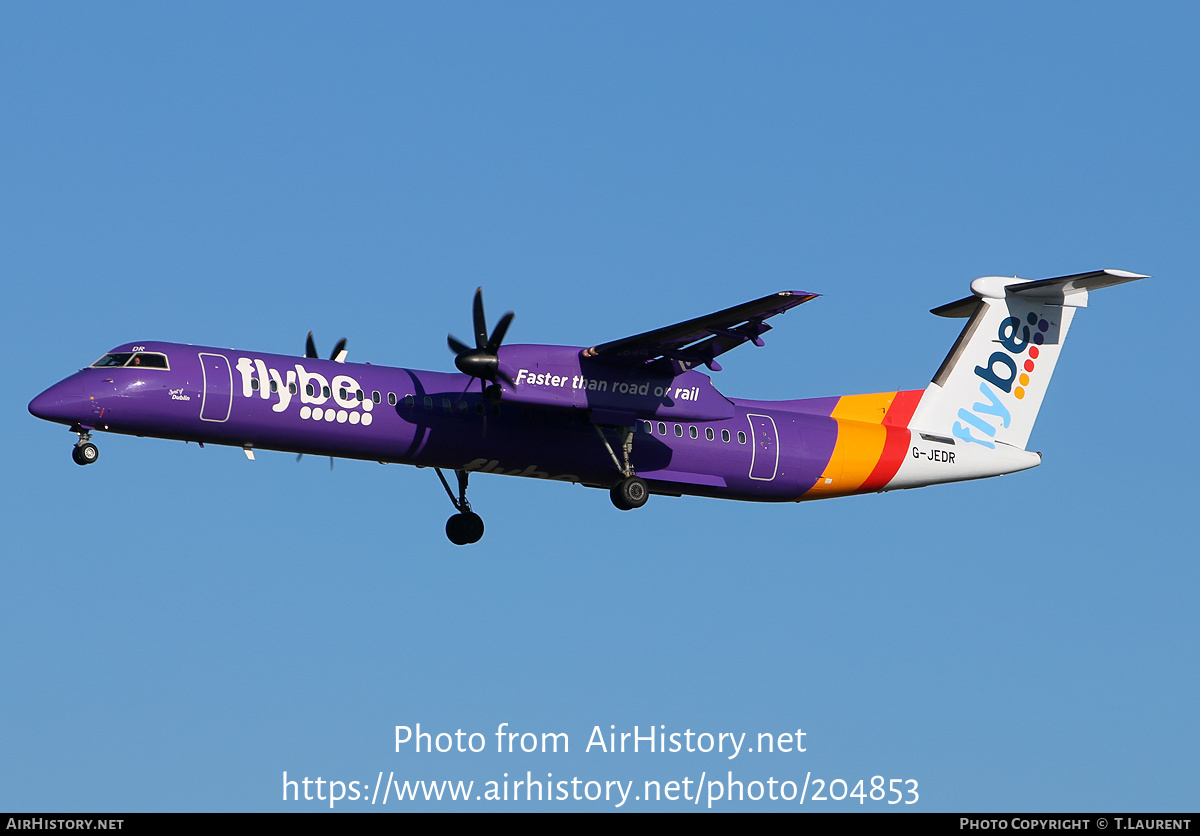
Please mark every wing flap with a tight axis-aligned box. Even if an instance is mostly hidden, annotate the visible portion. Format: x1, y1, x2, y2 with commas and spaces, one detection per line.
583, 290, 818, 372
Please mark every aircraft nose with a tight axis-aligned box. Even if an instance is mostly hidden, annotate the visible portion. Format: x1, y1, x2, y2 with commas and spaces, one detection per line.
29, 379, 87, 425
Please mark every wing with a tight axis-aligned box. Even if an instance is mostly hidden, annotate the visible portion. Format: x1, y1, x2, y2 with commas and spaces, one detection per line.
581, 290, 819, 373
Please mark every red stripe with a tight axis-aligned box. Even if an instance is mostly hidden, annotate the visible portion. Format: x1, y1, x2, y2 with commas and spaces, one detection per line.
882, 389, 923, 427
858, 390, 923, 492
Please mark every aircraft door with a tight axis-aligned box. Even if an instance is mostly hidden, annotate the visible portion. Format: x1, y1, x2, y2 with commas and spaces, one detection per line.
199, 352, 233, 422
747, 413, 779, 481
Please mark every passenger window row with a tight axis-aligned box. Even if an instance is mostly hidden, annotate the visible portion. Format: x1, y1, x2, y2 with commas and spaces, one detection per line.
642, 420, 745, 444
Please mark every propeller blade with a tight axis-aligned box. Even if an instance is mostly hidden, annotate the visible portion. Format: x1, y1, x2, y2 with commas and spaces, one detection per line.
487, 311, 514, 354
449, 288, 516, 385
330, 338, 348, 363
305, 332, 318, 359
472, 287, 488, 350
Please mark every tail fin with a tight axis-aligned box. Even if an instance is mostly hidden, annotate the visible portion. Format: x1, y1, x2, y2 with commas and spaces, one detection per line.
907, 269, 1147, 450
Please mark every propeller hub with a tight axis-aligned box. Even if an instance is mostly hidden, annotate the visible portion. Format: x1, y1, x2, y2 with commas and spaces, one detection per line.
454, 350, 499, 379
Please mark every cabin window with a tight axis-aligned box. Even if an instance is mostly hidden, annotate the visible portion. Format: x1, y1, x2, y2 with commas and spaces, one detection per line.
306, 383, 315, 397
458, 401, 468, 413
338, 387, 347, 400
250, 378, 260, 391
722, 429, 730, 442
689, 426, 698, 439
657, 422, 666, 435
423, 396, 432, 409
372, 391, 381, 404
706, 427, 715, 441
674, 424, 683, 437
289, 383, 297, 395
322, 385, 330, 398
738, 431, 747, 444
269, 380, 278, 393
643, 421, 652, 433
441, 398, 452, 411
475, 403, 484, 416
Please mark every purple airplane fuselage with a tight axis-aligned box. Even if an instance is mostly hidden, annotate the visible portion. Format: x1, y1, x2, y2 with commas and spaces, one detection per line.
29, 340, 843, 501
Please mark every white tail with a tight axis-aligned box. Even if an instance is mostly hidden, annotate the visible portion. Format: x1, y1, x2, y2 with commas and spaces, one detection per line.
907, 269, 1147, 450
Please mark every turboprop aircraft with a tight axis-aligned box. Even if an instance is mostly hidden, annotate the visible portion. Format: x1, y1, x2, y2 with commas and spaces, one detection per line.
29, 269, 1145, 544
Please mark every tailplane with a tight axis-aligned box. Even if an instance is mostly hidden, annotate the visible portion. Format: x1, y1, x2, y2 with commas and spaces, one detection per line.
907, 269, 1147, 450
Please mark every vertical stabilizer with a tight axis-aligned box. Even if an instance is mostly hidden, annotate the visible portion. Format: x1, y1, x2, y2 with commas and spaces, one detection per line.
907, 269, 1146, 450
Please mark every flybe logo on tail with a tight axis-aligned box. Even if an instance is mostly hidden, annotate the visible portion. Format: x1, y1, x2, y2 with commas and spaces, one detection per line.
235, 358, 375, 426
953, 312, 1051, 448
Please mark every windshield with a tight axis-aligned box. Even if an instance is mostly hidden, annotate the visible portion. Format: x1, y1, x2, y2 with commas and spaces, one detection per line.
91, 352, 170, 369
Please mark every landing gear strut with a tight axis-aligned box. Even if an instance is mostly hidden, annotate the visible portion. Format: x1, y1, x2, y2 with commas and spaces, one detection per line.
436, 468, 484, 545
594, 424, 649, 511
71, 427, 98, 466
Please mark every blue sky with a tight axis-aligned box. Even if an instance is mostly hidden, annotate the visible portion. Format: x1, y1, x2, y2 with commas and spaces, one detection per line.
3, 2, 1196, 811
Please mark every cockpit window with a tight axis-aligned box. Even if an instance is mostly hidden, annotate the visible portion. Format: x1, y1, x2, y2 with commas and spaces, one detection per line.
91, 352, 170, 370
92, 353, 135, 367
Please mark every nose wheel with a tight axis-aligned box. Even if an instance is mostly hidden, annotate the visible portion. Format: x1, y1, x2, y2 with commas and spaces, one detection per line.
435, 468, 485, 545
72, 442, 99, 466
70, 427, 99, 466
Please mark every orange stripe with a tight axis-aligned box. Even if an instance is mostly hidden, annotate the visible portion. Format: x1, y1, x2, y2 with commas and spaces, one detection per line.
804, 393, 893, 497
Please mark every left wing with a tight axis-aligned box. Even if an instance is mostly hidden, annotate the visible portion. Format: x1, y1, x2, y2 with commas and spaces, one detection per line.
581, 290, 818, 373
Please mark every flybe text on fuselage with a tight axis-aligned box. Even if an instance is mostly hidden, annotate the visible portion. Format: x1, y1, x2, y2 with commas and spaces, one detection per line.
234, 357, 375, 425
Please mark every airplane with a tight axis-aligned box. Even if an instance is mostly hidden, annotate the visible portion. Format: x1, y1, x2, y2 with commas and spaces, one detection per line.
29, 269, 1145, 545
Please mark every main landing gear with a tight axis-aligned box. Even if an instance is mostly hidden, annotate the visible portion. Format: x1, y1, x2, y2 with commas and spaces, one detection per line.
71, 427, 98, 466
436, 468, 485, 545
610, 475, 648, 510
594, 425, 649, 511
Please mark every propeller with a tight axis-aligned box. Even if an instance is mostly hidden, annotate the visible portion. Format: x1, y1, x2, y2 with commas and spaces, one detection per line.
305, 332, 348, 363
447, 288, 515, 391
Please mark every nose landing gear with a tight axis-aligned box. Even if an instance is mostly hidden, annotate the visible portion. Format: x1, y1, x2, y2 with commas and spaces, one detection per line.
436, 468, 485, 545
72, 442, 99, 466
71, 427, 98, 466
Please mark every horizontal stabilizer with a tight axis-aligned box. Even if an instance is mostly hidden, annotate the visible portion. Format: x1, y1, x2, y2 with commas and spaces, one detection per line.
1007, 269, 1148, 298
931, 269, 1148, 317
